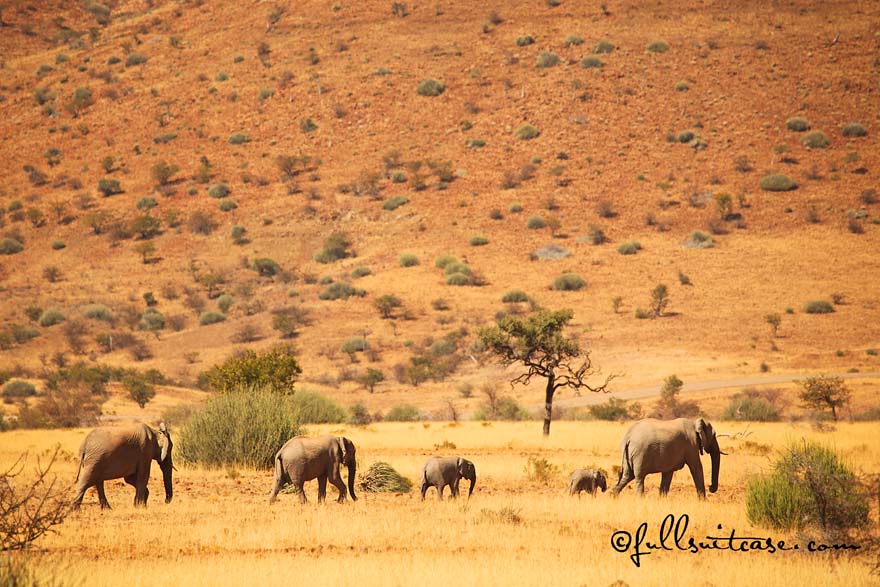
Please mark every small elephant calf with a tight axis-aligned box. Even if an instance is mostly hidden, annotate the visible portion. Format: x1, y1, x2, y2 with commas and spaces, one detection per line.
569, 469, 607, 496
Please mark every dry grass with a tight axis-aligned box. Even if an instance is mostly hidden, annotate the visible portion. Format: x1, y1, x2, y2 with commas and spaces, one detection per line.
1, 422, 877, 586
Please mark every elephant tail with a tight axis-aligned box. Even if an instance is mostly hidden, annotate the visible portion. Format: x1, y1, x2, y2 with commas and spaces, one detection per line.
618, 440, 633, 483
274, 452, 284, 483
75, 447, 85, 483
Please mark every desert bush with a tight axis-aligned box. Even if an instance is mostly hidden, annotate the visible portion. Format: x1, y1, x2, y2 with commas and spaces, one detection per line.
786, 117, 810, 132
97, 178, 121, 196
524, 456, 559, 484
586, 224, 606, 244
417, 79, 445, 97
399, 253, 420, 267
617, 241, 641, 255
515, 124, 540, 140
516, 36, 535, 47
501, 290, 530, 303
446, 273, 472, 286
125, 52, 147, 67
136, 197, 157, 211
469, 235, 489, 246
589, 397, 641, 421
351, 266, 372, 278
16, 386, 101, 428
228, 133, 251, 145
801, 131, 829, 149
759, 174, 797, 191
204, 346, 300, 394
746, 441, 869, 537
804, 300, 834, 314
563, 34, 584, 47
253, 258, 280, 277
199, 311, 226, 325
841, 123, 867, 138
593, 39, 614, 53
674, 80, 689, 91
384, 404, 422, 422
0, 238, 24, 255
187, 211, 217, 235
314, 232, 353, 263
289, 390, 347, 424
348, 402, 372, 425
341, 337, 370, 361
138, 309, 165, 331
383, 195, 409, 210
536, 52, 560, 68
650, 374, 699, 418
434, 255, 458, 269
552, 273, 586, 291
722, 391, 780, 421
319, 282, 365, 300
179, 390, 301, 468
526, 215, 546, 229
38, 310, 65, 327
2, 380, 37, 398
580, 56, 603, 68
217, 294, 234, 314
208, 183, 231, 198
646, 40, 669, 53
358, 462, 412, 493
123, 374, 155, 408
683, 230, 714, 249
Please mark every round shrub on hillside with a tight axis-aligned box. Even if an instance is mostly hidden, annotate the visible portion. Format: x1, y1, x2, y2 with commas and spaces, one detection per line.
351, 266, 372, 278
509, 202, 523, 213
218, 199, 237, 212
804, 300, 834, 314
617, 241, 642, 255
341, 337, 370, 356
52, 240, 66, 250
563, 35, 584, 47
526, 215, 547, 229
253, 258, 280, 277
125, 53, 148, 67
842, 122, 867, 137
801, 131, 829, 149
593, 39, 615, 53
435, 254, 458, 269
515, 124, 540, 140
785, 117, 810, 132
646, 40, 669, 53
82, 303, 114, 322
759, 174, 797, 192
580, 56, 603, 68
38, 310, 65, 327
179, 390, 301, 468
417, 79, 445, 97
319, 282, 365, 300
682, 230, 714, 249
2, 380, 37, 398
382, 195, 409, 211
0, 238, 24, 255
469, 235, 489, 246
446, 272, 472, 286
674, 80, 689, 91
208, 183, 231, 198
501, 290, 530, 303
516, 36, 535, 47
399, 253, 420, 267
217, 294, 234, 313
136, 197, 157, 211
536, 51, 561, 68
138, 309, 165, 331
199, 311, 227, 325
722, 393, 780, 421
552, 273, 586, 291
384, 404, 421, 422
228, 133, 251, 145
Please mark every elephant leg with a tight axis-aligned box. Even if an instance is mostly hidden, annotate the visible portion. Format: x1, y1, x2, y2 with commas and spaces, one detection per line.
437, 484, 445, 500
420, 482, 430, 501
268, 477, 283, 504
686, 459, 707, 498
72, 483, 89, 509
612, 469, 634, 495
96, 482, 111, 510
659, 472, 674, 496
634, 476, 645, 496
317, 474, 328, 504
294, 482, 308, 504
451, 479, 460, 499
329, 475, 347, 503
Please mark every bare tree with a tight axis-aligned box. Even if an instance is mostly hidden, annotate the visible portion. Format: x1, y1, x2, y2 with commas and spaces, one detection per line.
1, 448, 70, 551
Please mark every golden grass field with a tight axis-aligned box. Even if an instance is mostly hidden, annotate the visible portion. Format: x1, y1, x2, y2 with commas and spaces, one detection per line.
2, 421, 878, 586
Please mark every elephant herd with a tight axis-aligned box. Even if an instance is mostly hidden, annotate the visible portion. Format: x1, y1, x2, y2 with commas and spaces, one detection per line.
72, 417, 723, 509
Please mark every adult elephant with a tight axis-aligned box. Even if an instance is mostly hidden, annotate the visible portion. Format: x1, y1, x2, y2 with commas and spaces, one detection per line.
73, 422, 173, 509
569, 469, 607, 496
420, 456, 476, 500
268, 435, 357, 504
611, 418, 721, 498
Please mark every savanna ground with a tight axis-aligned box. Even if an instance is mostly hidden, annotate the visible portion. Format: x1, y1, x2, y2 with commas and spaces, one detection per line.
2, 421, 878, 586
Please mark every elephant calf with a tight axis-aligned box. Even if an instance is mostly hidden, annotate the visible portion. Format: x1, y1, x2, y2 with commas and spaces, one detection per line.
73, 422, 174, 510
569, 469, 607, 496
420, 456, 476, 500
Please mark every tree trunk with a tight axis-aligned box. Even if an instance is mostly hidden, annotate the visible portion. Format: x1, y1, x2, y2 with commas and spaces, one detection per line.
543, 373, 555, 436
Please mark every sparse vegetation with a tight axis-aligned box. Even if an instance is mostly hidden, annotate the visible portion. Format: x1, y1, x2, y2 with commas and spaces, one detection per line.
551, 274, 585, 291
759, 174, 797, 191
841, 122, 867, 138
804, 300, 834, 314
646, 40, 669, 53
801, 131, 829, 149
514, 124, 540, 140
417, 79, 445, 97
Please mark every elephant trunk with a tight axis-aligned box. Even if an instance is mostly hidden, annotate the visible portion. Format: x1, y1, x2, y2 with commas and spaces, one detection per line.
161, 460, 173, 503
467, 472, 476, 498
347, 460, 358, 502
709, 449, 720, 494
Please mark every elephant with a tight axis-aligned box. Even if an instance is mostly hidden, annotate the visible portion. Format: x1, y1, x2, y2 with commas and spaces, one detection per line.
569, 469, 607, 496
268, 435, 357, 504
420, 456, 476, 500
611, 417, 722, 498
73, 422, 173, 509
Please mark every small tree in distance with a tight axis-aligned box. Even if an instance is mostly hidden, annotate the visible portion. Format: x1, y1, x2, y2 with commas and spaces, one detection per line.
478, 308, 615, 436
799, 375, 850, 421
360, 368, 385, 393
124, 374, 156, 408
651, 284, 669, 317
766, 313, 781, 337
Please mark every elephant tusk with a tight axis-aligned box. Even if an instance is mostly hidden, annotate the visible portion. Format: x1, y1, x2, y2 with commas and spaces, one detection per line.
172, 464, 179, 471
719, 450, 728, 456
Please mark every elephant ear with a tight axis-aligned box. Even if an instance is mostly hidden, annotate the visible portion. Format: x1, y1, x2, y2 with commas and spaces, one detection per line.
158, 422, 172, 462
342, 437, 355, 462
334, 437, 346, 463
695, 418, 707, 455
456, 457, 464, 474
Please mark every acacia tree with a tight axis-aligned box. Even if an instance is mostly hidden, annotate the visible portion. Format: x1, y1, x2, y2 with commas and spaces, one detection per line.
799, 375, 850, 421
478, 308, 614, 436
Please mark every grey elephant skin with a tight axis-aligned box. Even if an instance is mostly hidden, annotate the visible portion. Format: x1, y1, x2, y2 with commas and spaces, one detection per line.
269, 435, 357, 504
420, 456, 476, 500
569, 469, 607, 496
611, 417, 721, 498
73, 422, 173, 509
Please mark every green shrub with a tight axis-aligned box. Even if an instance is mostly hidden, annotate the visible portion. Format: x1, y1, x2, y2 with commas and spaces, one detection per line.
179, 390, 301, 468
136, 197, 157, 211
509, 202, 523, 213
516, 36, 535, 47
677, 130, 695, 143
526, 215, 546, 229
746, 441, 869, 534
804, 300, 834, 314
536, 52, 560, 68
215, 71, 229, 82
801, 131, 829, 149
314, 232, 353, 263
358, 461, 413, 493
51, 240, 65, 250
138, 308, 165, 331
446, 273, 472, 286
204, 346, 300, 393
588, 397, 641, 421
97, 178, 121, 196
759, 174, 797, 191
417, 79, 445, 97
722, 392, 780, 421
682, 230, 714, 248
469, 235, 489, 246
82, 303, 113, 322
383, 195, 409, 210
208, 183, 231, 198
580, 56, 603, 68
341, 337, 370, 358
384, 404, 422, 422
502, 290, 530, 303
674, 80, 689, 91
0, 238, 24, 255
515, 124, 540, 140
228, 133, 251, 145
443, 262, 472, 277
399, 253, 420, 267
635, 308, 652, 319
434, 254, 458, 269
253, 258, 280, 277
563, 34, 584, 47
299, 118, 318, 133
218, 199, 237, 212
646, 40, 669, 53
199, 311, 226, 325
38, 310, 65, 327
351, 266, 372, 278
217, 294, 234, 313
3, 380, 37, 398
474, 396, 530, 421
125, 53, 148, 67
552, 273, 586, 291
258, 88, 274, 101
617, 241, 641, 255
319, 282, 365, 300
786, 117, 810, 132
841, 122, 867, 137
291, 390, 347, 423
593, 39, 615, 53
